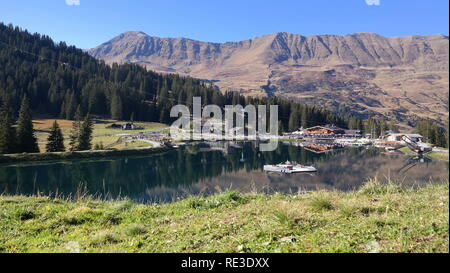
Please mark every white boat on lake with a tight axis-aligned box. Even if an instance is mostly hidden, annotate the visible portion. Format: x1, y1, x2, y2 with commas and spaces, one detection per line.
264, 161, 317, 173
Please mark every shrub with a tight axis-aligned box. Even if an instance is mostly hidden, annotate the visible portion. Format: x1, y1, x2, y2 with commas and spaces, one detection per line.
15, 208, 36, 221
358, 179, 404, 195
89, 230, 121, 246
187, 191, 247, 210
125, 224, 147, 236
62, 206, 98, 225
309, 197, 334, 211
273, 210, 295, 228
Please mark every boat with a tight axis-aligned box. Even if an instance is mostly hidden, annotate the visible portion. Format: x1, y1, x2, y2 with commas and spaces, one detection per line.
264, 161, 317, 173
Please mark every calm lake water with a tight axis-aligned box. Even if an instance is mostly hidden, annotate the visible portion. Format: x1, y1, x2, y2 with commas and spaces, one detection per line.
0, 142, 448, 203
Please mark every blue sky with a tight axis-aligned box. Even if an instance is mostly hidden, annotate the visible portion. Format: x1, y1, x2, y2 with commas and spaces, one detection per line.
0, 0, 448, 49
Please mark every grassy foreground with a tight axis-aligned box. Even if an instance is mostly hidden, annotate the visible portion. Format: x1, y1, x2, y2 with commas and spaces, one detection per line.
0, 181, 448, 253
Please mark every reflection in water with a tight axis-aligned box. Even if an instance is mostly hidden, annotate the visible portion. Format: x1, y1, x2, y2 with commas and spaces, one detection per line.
0, 142, 448, 203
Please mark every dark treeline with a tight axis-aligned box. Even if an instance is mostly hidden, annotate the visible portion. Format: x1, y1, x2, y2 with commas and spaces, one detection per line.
363, 117, 399, 138
0, 23, 354, 131
415, 119, 449, 148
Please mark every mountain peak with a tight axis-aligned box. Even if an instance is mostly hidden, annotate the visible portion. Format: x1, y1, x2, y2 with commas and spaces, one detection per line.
121, 31, 148, 36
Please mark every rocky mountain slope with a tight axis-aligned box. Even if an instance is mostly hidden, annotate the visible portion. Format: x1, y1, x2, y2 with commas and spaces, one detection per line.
89, 31, 449, 126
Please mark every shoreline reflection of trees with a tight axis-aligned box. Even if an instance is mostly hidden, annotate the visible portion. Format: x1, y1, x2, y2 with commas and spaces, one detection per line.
0, 143, 372, 200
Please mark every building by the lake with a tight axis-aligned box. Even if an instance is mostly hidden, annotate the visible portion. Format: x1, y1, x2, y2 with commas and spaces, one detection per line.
299, 125, 362, 138
384, 133, 424, 143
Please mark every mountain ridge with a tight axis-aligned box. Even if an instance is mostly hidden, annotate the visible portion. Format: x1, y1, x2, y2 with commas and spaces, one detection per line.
95, 30, 448, 46
89, 31, 449, 127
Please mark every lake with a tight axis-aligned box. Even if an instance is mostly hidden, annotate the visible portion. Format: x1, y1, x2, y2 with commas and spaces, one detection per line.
0, 142, 448, 203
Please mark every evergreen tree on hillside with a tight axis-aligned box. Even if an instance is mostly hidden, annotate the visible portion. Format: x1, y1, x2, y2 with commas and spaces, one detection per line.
300, 107, 309, 128
278, 120, 285, 135
364, 116, 392, 138
65, 91, 78, 120
46, 120, 65, 152
68, 105, 82, 151
16, 96, 39, 153
0, 99, 17, 154
415, 119, 447, 148
159, 104, 171, 124
78, 114, 93, 151
435, 127, 446, 148
288, 106, 300, 132
110, 92, 123, 120
348, 116, 363, 130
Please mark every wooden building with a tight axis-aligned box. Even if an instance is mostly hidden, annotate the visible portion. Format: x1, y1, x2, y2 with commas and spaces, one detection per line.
301, 125, 361, 138
304, 125, 345, 135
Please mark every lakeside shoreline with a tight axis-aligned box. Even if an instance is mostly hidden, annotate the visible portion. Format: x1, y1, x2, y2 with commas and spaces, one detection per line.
0, 146, 170, 164
1, 143, 448, 165
1, 180, 448, 253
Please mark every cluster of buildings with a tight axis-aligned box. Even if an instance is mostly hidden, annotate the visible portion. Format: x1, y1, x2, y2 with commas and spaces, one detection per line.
286, 125, 363, 139
107, 123, 145, 131
286, 124, 425, 142
284, 125, 429, 153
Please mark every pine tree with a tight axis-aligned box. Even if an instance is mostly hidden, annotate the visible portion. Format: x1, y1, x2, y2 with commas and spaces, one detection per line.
159, 105, 169, 124
0, 99, 17, 154
46, 120, 65, 152
16, 95, 39, 153
59, 101, 66, 118
65, 91, 78, 120
278, 120, 285, 135
288, 107, 300, 132
435, 127, 446, 148
69, 105, 82, 151
300, 107, 309, 128
78, 114, 93, 151
111, 92, 123, 120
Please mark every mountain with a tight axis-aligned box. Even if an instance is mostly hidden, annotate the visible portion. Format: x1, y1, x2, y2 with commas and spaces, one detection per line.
0, 23, 349, 131
89, 31, 449, 127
